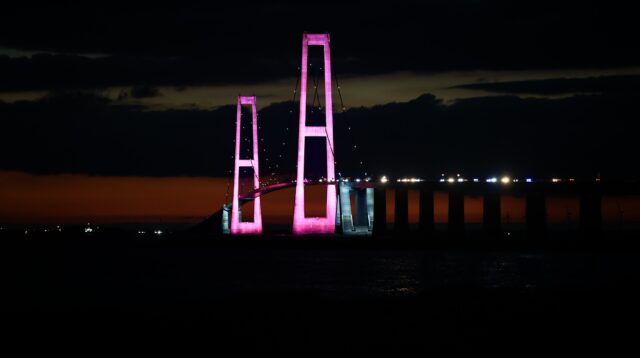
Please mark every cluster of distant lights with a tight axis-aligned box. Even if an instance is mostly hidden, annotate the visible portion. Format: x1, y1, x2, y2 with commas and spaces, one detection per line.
7, 223, 166, 236
291, 175, 589, 185
378, 174, 594, 184
295, 176, 375, 184
291, 175, 597, 185
137, 230, 164, 235
378, 175, 423, 183
396, 177, 424, 183
12, 223, 165, 236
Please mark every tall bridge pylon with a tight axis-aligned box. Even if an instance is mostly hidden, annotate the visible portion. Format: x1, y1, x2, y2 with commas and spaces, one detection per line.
292, 33, 337, 235
231, 96, 263, 234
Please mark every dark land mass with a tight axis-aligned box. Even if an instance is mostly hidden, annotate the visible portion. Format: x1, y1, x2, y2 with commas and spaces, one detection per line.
3, 230, 640, 357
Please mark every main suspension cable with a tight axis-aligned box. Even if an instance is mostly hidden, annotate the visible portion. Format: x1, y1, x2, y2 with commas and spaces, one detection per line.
334, 72, 367, 178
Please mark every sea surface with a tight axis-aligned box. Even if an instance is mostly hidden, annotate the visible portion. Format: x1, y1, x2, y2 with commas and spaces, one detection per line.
3, 235, 640, 356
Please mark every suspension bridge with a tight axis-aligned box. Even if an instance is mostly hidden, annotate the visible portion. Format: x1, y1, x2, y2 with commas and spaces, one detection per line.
210, 32, 639, 237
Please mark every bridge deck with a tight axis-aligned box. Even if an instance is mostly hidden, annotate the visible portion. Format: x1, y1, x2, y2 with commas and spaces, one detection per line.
236, 181, 640, 203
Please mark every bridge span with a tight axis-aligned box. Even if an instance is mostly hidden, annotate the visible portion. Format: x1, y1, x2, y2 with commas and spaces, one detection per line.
218, 32, 639, 237
217, 180, 640, 237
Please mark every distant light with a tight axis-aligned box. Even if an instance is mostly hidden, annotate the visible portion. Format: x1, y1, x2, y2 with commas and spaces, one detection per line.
569, 178, 575, 182
396, 177, 423, 183
457, 178, 464, 183
439, 178, 445, 183
552, 178, 561, 183
526, 178, 533, 183
137, 230, 146, 235
355, 178, 361, 182
513, 179, 519, 183
447, 177, 455, 183
154, 230, 163, 235
486, 177, 498, 183
84, 227, 93, 233
501, 176, 511, 184
473, 178, 479, 182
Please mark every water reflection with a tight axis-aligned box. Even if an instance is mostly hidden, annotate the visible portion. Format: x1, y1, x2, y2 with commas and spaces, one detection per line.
64, 246, 639, 303
223, 249, 614, 297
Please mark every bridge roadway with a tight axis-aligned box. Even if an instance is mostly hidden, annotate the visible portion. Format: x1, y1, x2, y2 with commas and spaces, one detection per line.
240, 180, 640, 200
213, 180, 640, 236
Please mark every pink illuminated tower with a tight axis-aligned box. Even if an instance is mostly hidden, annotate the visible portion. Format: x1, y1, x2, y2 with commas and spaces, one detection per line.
292, 33, 337, 235
231, 96, 263, 234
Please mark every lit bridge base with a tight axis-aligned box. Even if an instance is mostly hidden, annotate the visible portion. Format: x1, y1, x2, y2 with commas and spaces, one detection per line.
338, 182, 374, 235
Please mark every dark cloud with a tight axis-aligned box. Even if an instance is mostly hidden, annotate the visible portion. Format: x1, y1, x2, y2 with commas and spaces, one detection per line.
1, 90, 638, 180
130, 86, 161, 99
453, 75, 640, 95
0, 1, 639, 92
0, 92, 233, 176
0, 53, 296, 92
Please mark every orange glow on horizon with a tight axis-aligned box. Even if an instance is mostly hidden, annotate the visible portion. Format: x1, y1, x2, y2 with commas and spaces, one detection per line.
0, 171, 228, 225
1, 171, 639, 228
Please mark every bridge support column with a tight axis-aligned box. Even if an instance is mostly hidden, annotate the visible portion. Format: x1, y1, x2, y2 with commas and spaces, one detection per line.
339, 182, 354, 233
335, 192, 342, 227
355, 189, 369, 227
222, 204, 231, 234
394, 188, 409, 233
448, 189, 465, 236
419, 186, 434, 236
526, 187, 546, 239
373, 188, 387, 235
339, 182, 374, 235
366, 188, 375, 232
292, 33, 337, 235
230, 96, 262, 235
483, 191, 501, 236
579, 183, 602, 238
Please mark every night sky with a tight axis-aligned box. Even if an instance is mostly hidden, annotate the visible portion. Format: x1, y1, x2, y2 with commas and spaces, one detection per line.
1, 1, 639, 225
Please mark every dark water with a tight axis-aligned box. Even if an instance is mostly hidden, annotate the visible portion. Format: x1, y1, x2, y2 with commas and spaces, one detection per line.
3, 237, 640, 356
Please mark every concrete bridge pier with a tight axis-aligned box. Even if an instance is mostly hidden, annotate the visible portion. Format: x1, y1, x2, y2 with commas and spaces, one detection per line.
526, 187, 546, 238
338, 183, 354, 232
579, 184, 603, 238
355, 189, 370, 227
338, 182, 374, 235
448, 189, 465, 236
483, 190, 501, 236
365, 188, 375, 231
222, 204, 231, 234
373, 188, 387, 234
394, 187, 409, 233
419, 186, 435, 236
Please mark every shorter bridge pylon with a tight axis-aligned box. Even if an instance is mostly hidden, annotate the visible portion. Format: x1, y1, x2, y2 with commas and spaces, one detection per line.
230, 96, 263, 234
